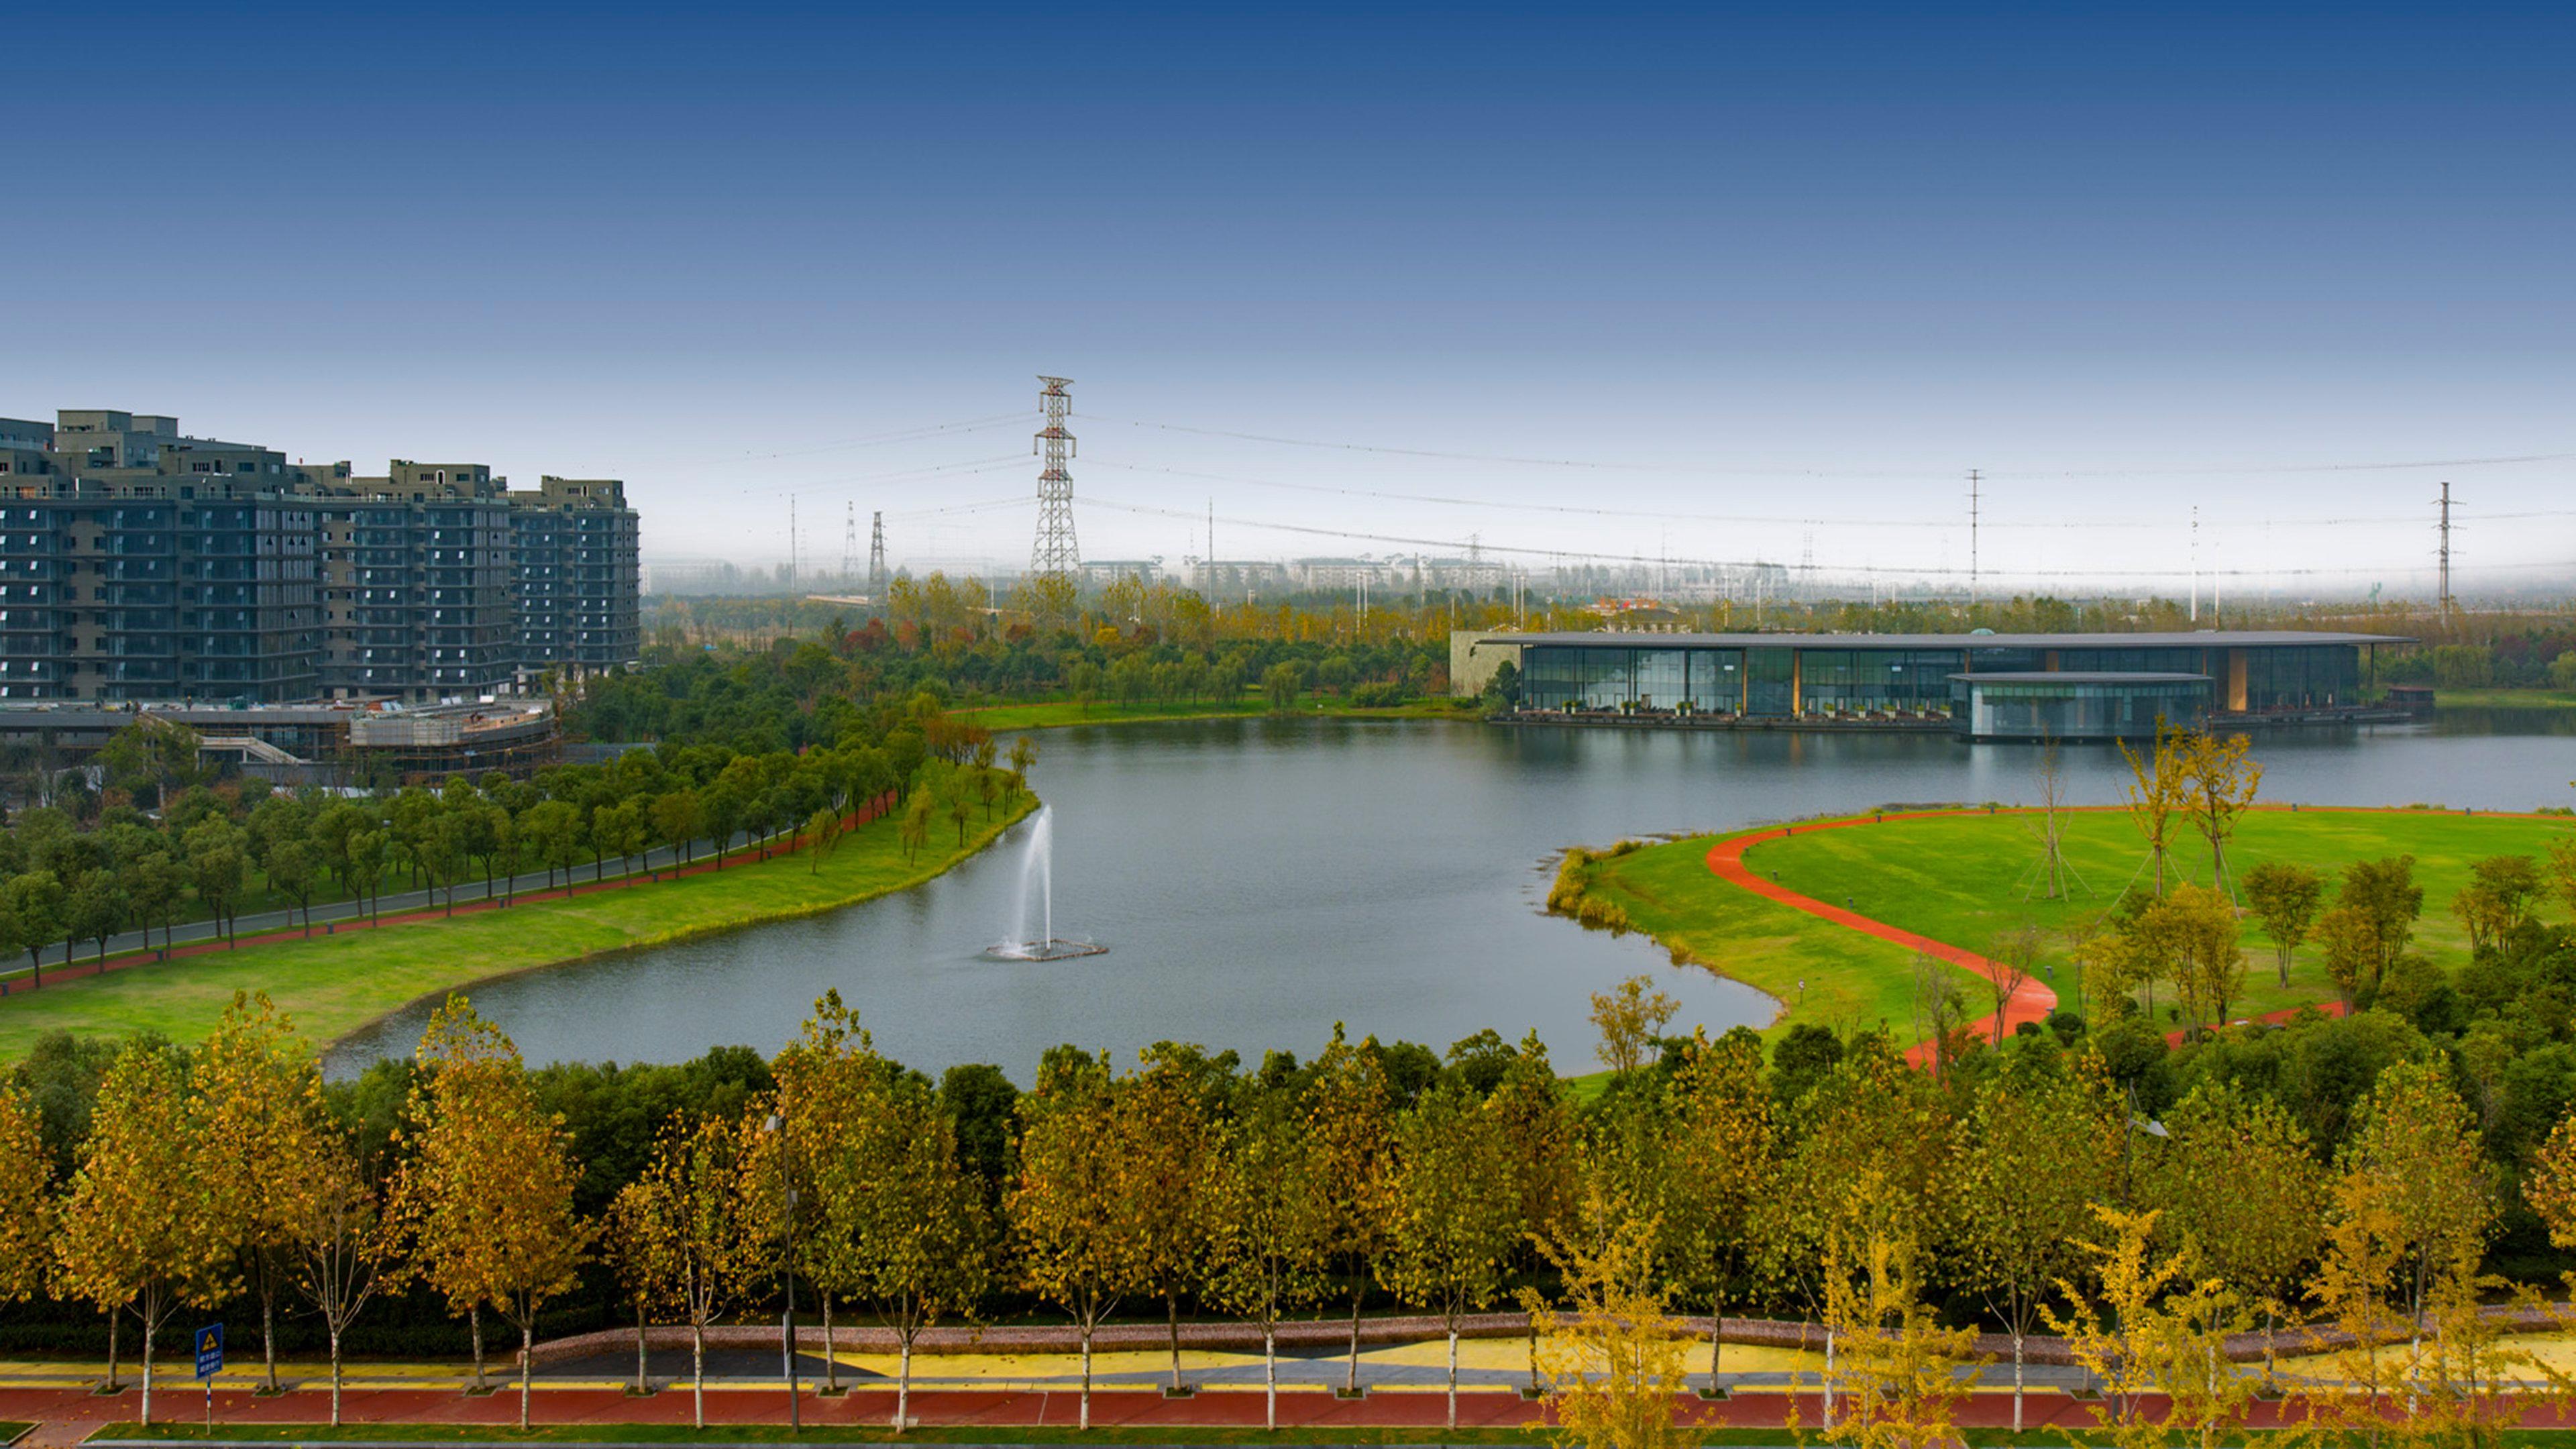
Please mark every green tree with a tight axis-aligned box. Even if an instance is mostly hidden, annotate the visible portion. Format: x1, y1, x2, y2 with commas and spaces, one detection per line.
1206, 1079, 1332, 1430
3, 869, 63, 984
839, 1074, 992, 1432
805, 805, 843, 872
184, 818, 248, 945
1122, 1044, 1226, 1393
1952, 1056, 2119, 1430
1262, 660, 1304, 714
2243, 861, 2324, 987
2339, 1058, 2494, 1344
1591, 974, 1679, 1076
1305, 1024, 1397, 1395
2143, 1081, 2326, 1386
1662, 1026, 1778, 1391
1379, 1079, 1523, 1429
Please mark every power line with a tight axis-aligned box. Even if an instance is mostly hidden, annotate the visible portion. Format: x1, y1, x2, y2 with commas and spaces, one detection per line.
1097, 413, 2576, 481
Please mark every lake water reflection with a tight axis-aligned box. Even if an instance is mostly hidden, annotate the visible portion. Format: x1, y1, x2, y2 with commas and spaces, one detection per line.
326, 712, 2574, 1080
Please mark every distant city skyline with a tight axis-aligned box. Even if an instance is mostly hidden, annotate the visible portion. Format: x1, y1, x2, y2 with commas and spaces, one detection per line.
11, 3, 2573, 597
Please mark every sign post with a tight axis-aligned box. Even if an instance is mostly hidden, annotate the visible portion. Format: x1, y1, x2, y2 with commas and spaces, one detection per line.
195, 1324, 224, 1428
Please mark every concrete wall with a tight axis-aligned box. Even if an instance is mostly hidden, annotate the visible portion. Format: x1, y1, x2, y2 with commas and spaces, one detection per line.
1448, 630, 1523, 697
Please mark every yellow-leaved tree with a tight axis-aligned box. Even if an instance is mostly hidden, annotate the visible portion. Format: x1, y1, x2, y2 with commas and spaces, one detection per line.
1527, 1184, 1697, 1449
1206, 1076, 1332, 1430
1806, 1168, 1980, 1449
52, 1040, 225, 1425
191, 991, 334, 1393
607, 1113, 759, 1427
2142, 1079, 2326, 1387
0, 1081, 54, 1305
1303, 1023, 1398, 1397
286, 1122, 400, 1425
388, 996, 592, 1430
1010, 1046, 1146, 1430
1660, 1026, 1777, 1394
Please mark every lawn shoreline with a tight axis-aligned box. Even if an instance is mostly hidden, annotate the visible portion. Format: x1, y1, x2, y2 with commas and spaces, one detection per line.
0, 796, 1038, 1062
311, 794, 1038, 1057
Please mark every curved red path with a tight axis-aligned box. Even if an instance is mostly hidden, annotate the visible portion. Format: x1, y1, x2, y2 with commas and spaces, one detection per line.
1707, 813, 2058, 1063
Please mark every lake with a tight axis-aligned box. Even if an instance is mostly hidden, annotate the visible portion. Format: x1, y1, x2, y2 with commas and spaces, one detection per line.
325, 709, 2575, 1080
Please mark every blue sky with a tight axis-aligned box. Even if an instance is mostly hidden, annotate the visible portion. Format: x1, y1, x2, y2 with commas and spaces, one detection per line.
9, 3, 2573, 593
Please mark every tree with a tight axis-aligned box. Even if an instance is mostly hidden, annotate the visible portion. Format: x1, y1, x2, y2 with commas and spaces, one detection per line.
1006, 735, 1038, 789
521, 799, 585, 890
2117, 719, 2190, 896
1527, 1187, 1696, 1449
1207, 1079, 1332, 1430
2524, 1110, 2576, 1249
125, 850, 186, 959
52, 1041, 223, 1424
1010, 1048, 1144, 1430
286, 1127, 398, 1424
1952, 1057, 2119, 1430
650, 789, 698, 868
1591, 973, 1678, 1076
0, 1081, 52, 1305
269, 837, 322, 936
184, 818, 248, 945
2145, 882, 2247, 1031
2296, 1169, 2412, 1449
1984, 921, 2043, 1046
191, 993, 333, 1391
898, 790, 932, 865
2174, 728, 2261, 892
2338, 1059, 2494, 1345
2548, 837, 2576, 922
805, 806, 842, 873
1379, 1079, 1523, 1429
1304, 1024, 1397, 1395
2243, 861, 2324, 988
1263, 660, 1304, 714
2453, 855, 2543, 953
1121, 1044, 1225, 1393
2339, 855, 2426, 981
2043, 1205, 2196, 1449
1811, 1176, 1978, 1449
1661, 1026, 1776, 1392
64, 868, 126, 965
839, 1076, 994, 1432
947, 793, 972, 847
3, 869, 63, 984
2142, 1080, 2326, 1386
390, 996, 594, 1425
608, 1114, 759, 1427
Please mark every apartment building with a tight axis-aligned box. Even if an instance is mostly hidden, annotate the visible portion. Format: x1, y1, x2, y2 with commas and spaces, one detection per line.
0, 409, 639, 703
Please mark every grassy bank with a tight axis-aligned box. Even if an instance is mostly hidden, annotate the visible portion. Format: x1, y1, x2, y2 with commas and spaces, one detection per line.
2437, 686, 2576, 710
1583, 807, 2576, 1036
0, 794, 1036, 1061
957, 694, 1482, 731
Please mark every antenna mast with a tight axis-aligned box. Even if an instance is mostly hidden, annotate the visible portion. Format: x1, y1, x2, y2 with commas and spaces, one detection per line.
1030, 376, 1081, 580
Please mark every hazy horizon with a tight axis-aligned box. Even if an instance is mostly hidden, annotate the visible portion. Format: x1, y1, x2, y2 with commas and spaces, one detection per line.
10, 3, 2573, 598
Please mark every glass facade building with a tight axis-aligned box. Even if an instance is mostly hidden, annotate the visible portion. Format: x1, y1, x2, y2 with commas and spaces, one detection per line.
1477, 629, 2402, 729
1947, 673, 2211, 741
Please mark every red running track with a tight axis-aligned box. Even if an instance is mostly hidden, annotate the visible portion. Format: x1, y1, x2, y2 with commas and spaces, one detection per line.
9, 1382, 2572, 1444
1705, 812, 2059, 1063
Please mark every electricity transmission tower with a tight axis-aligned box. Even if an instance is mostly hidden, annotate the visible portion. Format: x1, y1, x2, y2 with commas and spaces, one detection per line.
841, 502, 859, 582
1031, 376, 1081, 580
867, 511, 887, 598
2436, 481, 2455, 610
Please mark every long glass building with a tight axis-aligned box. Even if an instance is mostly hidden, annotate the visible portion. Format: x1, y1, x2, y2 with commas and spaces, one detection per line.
1450, 629, 2409, 741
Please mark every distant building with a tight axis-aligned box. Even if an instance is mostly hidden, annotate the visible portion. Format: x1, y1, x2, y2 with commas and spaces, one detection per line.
0, 409, 639, 703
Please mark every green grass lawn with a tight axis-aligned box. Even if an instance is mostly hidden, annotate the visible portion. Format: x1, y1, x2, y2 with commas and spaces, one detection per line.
2436, 686, 2576, 710
957, 694, 1483, 731
1580, 835, 1927, 1036
1589, 806, 2576, 1038
0, 795, 1036, 1062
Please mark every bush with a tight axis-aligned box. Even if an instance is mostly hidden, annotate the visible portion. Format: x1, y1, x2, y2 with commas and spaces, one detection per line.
1350, 680, 1408, 708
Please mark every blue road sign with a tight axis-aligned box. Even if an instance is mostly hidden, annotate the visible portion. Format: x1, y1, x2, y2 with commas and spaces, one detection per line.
195, 1323, 224, 1379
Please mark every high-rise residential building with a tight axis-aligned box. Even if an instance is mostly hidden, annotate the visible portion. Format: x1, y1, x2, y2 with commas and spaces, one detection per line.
0, 409, 639, 703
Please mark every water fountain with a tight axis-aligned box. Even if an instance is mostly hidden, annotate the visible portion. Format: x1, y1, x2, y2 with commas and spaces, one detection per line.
984, 808, 1106, 961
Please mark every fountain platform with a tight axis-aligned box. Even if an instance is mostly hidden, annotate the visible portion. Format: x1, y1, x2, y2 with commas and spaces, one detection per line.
984, 938, 1109, 962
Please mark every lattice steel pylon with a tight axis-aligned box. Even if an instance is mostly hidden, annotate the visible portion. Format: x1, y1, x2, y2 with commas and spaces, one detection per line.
1030, 376, 1081, 579
867, 511, 887, 598
841, 502, 859, 582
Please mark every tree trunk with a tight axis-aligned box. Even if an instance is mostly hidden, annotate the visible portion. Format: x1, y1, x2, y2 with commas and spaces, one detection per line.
470, 1303, 486, 1392
107, 1306, 120, 1393
518, 1321, 533, 1430
1822, 1325, 1835, 1434
2012, 1328, 2025, 1433
1346, 1285, 1364, 1395
1446, 1326, 1459, 1430
1265, 1326, 1278, 1431
635, 1304, 648, 1395
897, 1333, 914, 1434
821, 1293, 838, 1394
1079, 1319, 1093, 1431
256, 1282, 279, 1392
1708, 1296, 1725, 1393
329, 1327, 344, 1426
140, 1310, 156, 1426
693, 1322, 706, 1428
1168, 1291, 1183, 1391
1527, 1313, 1540, 1393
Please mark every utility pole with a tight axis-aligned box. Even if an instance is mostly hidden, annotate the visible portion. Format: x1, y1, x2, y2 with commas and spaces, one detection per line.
2437, 480, 2455, 610
1966, 468, 1982, 610
840, 502, 858, 582
867, 511, 887, 599
788, 494, 799, 589
1030, 376, 1080, 580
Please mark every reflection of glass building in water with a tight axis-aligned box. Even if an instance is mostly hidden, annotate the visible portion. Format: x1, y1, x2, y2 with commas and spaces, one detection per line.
1449, 630, 2406, 742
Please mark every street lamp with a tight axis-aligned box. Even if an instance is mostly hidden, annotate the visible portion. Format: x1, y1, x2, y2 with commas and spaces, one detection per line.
760, 1113, 802, 1434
